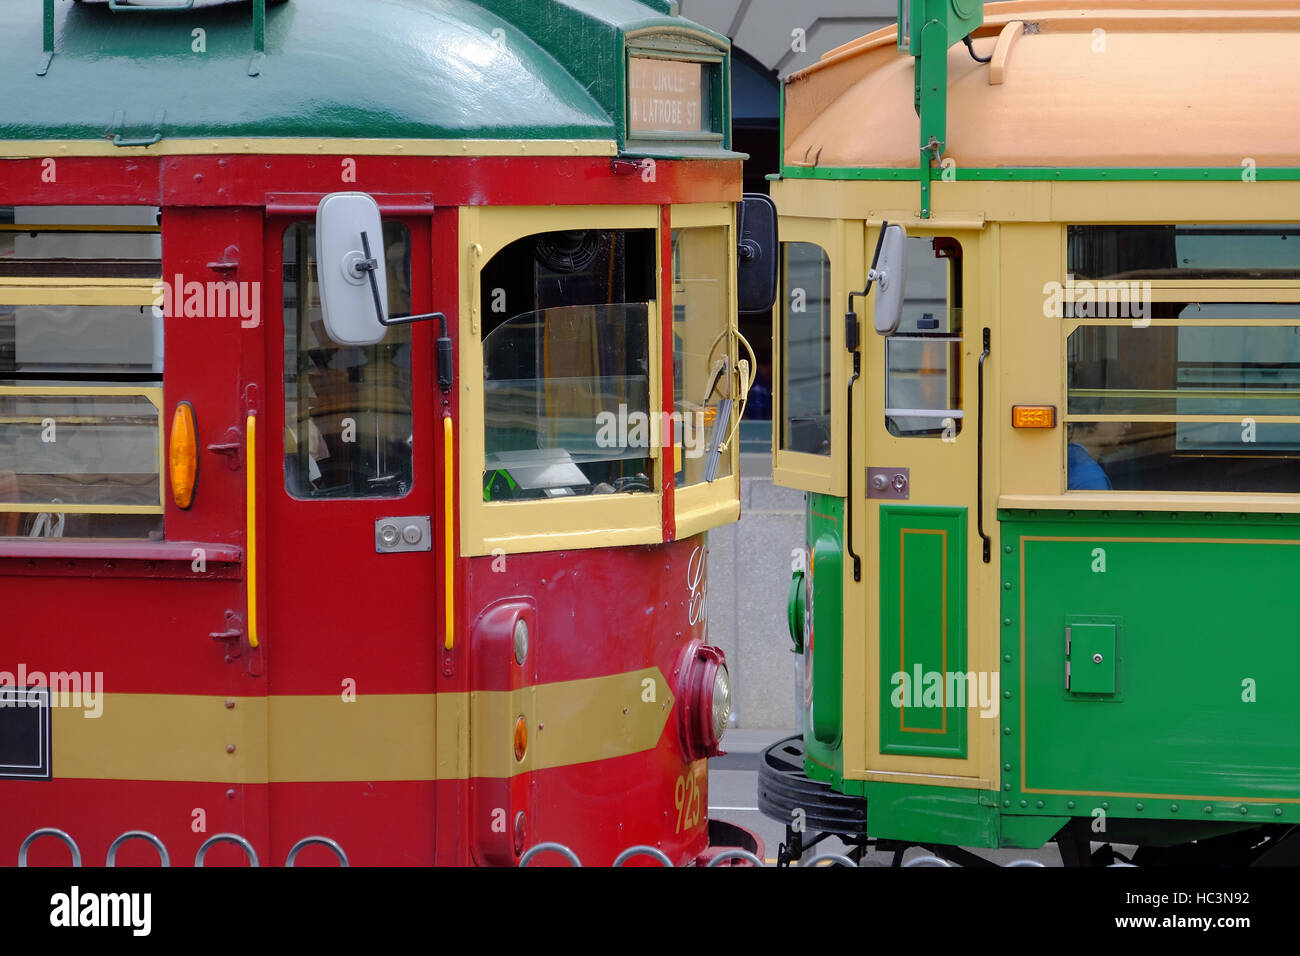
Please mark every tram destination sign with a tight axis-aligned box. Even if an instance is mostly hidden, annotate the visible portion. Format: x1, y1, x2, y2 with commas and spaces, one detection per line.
629, 57, 705, 135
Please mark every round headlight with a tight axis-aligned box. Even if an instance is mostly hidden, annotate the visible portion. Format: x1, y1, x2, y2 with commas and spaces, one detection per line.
676, 642, 730, 760
711, 664, 732, 741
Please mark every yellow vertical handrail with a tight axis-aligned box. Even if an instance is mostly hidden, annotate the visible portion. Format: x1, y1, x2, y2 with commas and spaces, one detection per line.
246, 413, 259, 649
443, 414, 455, 651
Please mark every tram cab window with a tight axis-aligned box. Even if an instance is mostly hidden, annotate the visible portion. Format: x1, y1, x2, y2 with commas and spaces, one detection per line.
282, 222, 414, 499
885, 237, 963, 439
780, 242, 832, 456
673, 226, 733, 484
0, 205, 164, 539
479, 229, 656, 501
1067, 304, 1300, 492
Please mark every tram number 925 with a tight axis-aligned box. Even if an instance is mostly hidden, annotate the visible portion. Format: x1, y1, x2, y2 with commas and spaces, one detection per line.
674, 770, 704, 833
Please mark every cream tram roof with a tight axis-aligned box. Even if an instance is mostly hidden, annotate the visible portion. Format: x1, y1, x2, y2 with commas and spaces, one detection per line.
784, 0, 1300, 171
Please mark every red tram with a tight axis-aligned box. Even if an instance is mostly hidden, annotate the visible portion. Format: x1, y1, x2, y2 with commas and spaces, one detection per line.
0, 0, 769, 866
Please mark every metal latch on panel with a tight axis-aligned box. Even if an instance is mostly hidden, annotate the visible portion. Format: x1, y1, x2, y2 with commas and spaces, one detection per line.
1065, 622, 1116, 695
867, 466, 910, 500
376, 516, 432, 554
109, 109, 166, 148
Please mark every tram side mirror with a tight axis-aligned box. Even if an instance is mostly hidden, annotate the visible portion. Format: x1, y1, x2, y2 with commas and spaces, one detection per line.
737, 193, 778, 314
315, 191, 390, 346
872, 223, 908, 335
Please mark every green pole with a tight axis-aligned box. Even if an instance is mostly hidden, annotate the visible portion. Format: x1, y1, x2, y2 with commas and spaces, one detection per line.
254, 0, 266, 53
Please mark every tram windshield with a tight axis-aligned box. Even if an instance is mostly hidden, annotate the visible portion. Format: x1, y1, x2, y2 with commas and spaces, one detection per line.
479, 227, 657, 501
483, 303, 652, 499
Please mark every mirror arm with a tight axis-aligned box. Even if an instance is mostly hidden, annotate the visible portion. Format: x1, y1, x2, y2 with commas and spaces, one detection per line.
844, 220, 891, 353
359, 230, 455, 393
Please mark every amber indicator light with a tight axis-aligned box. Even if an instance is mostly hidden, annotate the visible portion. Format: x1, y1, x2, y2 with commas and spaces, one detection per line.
1012, 405, 1057, 429
170, 401, 199, 509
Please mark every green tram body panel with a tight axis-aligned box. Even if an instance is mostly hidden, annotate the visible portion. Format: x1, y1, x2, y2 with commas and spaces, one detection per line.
1000, 509, 1300, 830
801, 492, 845, 789
5, 0, 731, 152
800, 497, 1300, 848
879, 504, 967, 759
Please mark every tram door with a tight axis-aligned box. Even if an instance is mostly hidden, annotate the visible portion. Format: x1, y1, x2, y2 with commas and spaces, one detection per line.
263, 213, 444, 864
857, 225, 993, 786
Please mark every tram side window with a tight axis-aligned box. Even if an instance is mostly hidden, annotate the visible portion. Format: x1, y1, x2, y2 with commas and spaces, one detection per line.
1067, 304, 1300, 492
673, 226, 733, 485
0, 205, 165, 540
885, 237, 963, 438
282, 222, 414, 500
1069, 225, 1300, 280
780, 242, 832, 456
479, 229, 656, 500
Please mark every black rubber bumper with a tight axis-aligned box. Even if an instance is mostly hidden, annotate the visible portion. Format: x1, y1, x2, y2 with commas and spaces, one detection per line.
757, 735, 868, 836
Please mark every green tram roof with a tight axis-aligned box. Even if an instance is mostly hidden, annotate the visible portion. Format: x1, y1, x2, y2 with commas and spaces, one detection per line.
4, 0, 731, 153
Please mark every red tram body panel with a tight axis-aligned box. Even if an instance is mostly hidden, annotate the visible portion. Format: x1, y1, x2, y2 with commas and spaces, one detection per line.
0, 0, 760, 866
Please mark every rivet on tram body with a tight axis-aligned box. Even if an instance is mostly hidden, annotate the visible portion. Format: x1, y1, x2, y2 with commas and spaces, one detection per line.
1003, 581, 1012, 590
226, 744, 236, 754
1003, 690, 1011, 699
1135, 803, 1144, 811
1240, 806, 1249, 815
622, 707, 628, 715
1003, 618, 1012, 626
1276, 808, 1284, 816
1036, 801, 1044, 809
1170, 804, 1178, 813
1003, 727, 1011, 735
1003, 545, 1012, 554
226, 789, 235, 799
1003, 763, 1012, 772
1204, 805, 1214, 814
1003, 800, 1011, 808
1019, 800, 1028, 808
1067, 801, 1076, 810
1004, 784, 1011, 791
1101, 802, 1109, 810
1003, 654, 1012, 662
225, 699, 235, 709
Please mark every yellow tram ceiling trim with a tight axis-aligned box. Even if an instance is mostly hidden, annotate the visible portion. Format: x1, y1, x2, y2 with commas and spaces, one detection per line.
772, 180, 1300, 227
1000, 493, 1300, 514
0, 385, 162, 410
49, 678, 671, 783
0, 138, 619, 159
866, 214, 986, 230
0, 285, 160, 306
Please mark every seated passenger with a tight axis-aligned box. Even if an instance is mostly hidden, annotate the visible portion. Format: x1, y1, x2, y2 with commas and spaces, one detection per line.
1067, 419, 1130, 490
